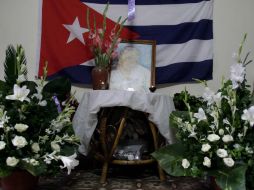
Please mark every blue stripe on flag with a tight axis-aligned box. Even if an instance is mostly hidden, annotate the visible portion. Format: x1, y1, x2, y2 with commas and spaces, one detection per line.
48, 59, 213, 84
156, 59, 213, 83
80, 0, 210, 5
48, 66, 93, 84
127, 20, 213, 44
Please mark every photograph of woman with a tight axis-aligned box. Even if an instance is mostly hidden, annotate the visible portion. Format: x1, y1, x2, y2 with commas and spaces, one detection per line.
109, 44, 153, 92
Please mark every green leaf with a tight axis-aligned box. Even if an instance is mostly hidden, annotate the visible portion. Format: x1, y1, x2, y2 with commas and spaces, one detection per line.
152, 143, 186, 176
4, 45, 27, 87
210, 164, 247, 190
4, 45, 18, 86
0, 80, 7, 92
170, 111, 189, 128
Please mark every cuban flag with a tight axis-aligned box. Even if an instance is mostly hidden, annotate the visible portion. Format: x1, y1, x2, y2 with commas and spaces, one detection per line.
38, 0, 213, 84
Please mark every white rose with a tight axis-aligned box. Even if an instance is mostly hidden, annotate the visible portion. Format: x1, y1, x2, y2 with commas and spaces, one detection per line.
14, 123, 29, 133
207, 134, 220, 142
182, 158, 190, 169
6, 157, 19, 167
30, 159, 39, 166
12, 136, 28, 148
201, 143, 211, 152
245, 146, 254, 154
218, 129, 224, 135
216, 149, 228, 158
31, 143, 40, 153
51, 142, 61, 152
203, 157, 211, 168
222, 135, 234, 143
0, 141, 6, 150
223, 157, 235, 167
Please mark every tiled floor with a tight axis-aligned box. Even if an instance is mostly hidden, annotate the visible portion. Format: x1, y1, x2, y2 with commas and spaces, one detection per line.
37, 168, 212, 190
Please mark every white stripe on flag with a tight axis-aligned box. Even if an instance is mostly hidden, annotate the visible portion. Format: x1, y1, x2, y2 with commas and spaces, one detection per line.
81, 39, 213, 67
156, 39, 213, 67
83, 0, 213, 26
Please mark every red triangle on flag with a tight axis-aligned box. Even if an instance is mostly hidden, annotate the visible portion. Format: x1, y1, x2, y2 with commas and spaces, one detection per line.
38, 0, 139, 76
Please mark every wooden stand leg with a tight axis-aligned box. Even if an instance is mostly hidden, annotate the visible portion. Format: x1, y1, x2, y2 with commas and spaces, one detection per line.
149, 122, 166, 181
99, 108, 128, 183
100, 162, 109, 184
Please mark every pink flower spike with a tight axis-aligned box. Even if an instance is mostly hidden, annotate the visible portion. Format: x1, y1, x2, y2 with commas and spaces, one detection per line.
88, 32, 95, 39
111, 51, 118, 59
111, 29, 116, 36
98, 28, 103, 34
104, 40, 111, 49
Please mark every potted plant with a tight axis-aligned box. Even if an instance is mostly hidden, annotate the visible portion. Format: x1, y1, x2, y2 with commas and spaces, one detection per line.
152, 34, 254, 190
0, 45, 80, 190
86, 3, 126, 90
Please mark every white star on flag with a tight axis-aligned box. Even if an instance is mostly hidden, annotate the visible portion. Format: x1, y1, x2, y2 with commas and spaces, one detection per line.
63, 17, 89, 44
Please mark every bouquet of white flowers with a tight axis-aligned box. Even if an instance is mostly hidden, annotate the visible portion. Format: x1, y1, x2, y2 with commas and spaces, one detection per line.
0, 45, 80, 178
152, 34, 254, 190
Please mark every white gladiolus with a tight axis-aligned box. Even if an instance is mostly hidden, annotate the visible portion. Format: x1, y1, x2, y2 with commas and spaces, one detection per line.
38, 100, 47, 106
0, 141, 6, 150
223, 157, 235, 167
31, 143, 40, 153
194, 108, 207, 122
230, 63, 245, 89
59, 153, 79, 175
17, 74, 26, 84
216, 149, 228, 158
6, 157, 19, 167
181, 158, 190, 169
12, 136, 28, 148
14, 123, 29, 133
201, 143, 211, 152
241, 106, 254, 127
203, 157, 211, 168
233, 144, 242, 150
222, 135, 234, 143
6, 84, 30, 102
207, 134, 220, 142
202, 87, 215, 105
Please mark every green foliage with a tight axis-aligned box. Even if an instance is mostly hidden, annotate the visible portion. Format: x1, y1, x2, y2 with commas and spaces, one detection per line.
152, 143, 186, 176
0, 45, 80, 177
153, 35, 254, 190
43, 76, 71, 101
211, 164, 247, 190
173, 90, 203, 112
4, 45, 27, 87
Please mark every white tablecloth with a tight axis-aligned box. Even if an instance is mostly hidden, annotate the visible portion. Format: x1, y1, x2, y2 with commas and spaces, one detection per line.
72, 90, 175, 155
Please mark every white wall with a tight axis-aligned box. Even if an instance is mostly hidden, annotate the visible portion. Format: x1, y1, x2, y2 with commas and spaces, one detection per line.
0, 0, 254, 102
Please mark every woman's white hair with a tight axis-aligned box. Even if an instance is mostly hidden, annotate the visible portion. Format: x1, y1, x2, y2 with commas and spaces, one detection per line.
119, 46, 140, 66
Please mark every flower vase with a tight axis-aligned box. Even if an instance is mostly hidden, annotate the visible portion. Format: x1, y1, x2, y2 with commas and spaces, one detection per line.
91, 66, 109, 90
210, 176, 222, 190
1, 170, 39, 190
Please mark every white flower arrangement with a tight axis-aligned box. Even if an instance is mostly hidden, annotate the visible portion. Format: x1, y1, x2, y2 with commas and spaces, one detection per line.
153, 34, 254, 190
0, 45, 80, 177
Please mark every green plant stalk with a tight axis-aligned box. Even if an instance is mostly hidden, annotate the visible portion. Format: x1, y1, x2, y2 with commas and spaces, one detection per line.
86, 8, 90, 31
102, 2, 109, 40
238, 33, 247, 63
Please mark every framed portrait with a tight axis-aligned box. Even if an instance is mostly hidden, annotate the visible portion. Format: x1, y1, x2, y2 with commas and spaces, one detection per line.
109, 40, 156, 92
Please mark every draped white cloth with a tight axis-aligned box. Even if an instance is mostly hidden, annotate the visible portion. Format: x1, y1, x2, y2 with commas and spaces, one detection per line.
72, 90, 175, 155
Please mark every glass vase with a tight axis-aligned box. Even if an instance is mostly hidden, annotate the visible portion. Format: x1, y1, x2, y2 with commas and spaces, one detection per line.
91, 66, 109, 90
